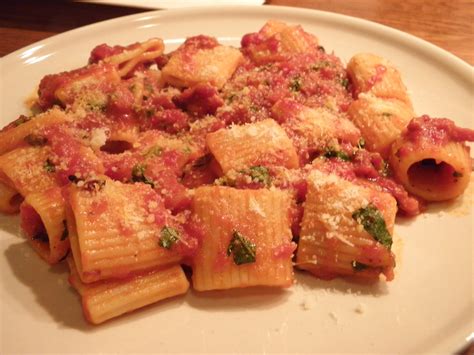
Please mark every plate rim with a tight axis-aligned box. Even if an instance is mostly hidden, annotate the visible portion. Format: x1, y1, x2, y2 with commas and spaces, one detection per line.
1, 5, 473, 76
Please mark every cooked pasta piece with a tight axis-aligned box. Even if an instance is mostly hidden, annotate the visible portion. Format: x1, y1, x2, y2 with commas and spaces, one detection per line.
242, 20, 319, 63
272, 99, 361, 160
162, 38, 243, 89
348, 93, 414, 158
347, 53, 413, 106
206, 119, 299, 174
389, 115, 474, 201
68, 258, 189, 324
103, 38, 164, 77
296, 170, 397, 281
0, 146, 58, 197
192, 185, 295, 291
67, 178, 181, 283
0, 108, 70, 155
0, 181, 23, 214
42, 64, 121, 109
20, 187, 69, 264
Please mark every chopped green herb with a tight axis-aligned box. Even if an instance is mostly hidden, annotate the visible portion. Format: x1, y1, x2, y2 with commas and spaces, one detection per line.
159, 226, 180, 249
43, 159, 56, 173
145, 108, 156, 118
382, 112, 392, 117
248, 166, 271, 186
144, 82, 155, 94
227, 230, 256, 265
357, 137, 366, 149
214, 176, 235, 187
340, 78, 349, 89
317, 45, 326, 53
289, 76, 302, 92
131, 164, 155, 188
453, 171, 463, 178
310, 61, 329, 71
226, 93, 237, 104
352, 260, 369, 271
143, 145, 163, 159
324, 149, 351, 161
256, 63, 273, 72
24, 134, 47, 146
352, 204, 392, 249
13, 115, 31, 127
61, 220, 68, 241
85, 99, 106, 112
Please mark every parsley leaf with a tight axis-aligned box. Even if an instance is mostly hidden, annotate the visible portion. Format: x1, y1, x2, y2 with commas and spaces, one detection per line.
248, 166, 271, 186
453, 171, 463, 178
227, 230, 256, 265
159, 226, 180, 249
289, 76, 302, 92
131, 164, 155, 188
310, 60, 329, 71
352, 204, 392, 249
340, 78, 349, 89
143, 146, 163, 159
324, 149, 352, 161
43, 159, 56, 173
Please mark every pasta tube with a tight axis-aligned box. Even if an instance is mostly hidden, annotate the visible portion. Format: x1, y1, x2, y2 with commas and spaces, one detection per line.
192, 185, 295, 291
389, 116, 474, 201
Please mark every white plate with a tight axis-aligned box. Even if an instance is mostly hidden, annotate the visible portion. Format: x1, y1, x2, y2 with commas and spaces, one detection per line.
0, 6, 473, 354
77, 0, 265, 9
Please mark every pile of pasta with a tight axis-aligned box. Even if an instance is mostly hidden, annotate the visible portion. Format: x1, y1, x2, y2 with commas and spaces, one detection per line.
1, 21, 473, 324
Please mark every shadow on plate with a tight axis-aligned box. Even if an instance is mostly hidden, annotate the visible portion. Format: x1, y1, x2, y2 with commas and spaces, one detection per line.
187, 285, 290, 311
0, 214, 21, 236
294, 270, 389, 296
3, 241, 89, 330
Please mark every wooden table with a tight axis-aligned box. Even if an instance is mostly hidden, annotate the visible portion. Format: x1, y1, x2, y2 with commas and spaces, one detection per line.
0, 0, 473, 65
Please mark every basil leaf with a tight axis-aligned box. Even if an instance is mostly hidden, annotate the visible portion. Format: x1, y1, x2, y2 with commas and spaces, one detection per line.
131, 164, 155, 188
159, 226, 180, 249
352, 204, 392, 249
227, 230, 256, 265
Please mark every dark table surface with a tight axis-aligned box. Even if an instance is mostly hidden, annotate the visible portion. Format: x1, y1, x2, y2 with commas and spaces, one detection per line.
1, 0, 473, 65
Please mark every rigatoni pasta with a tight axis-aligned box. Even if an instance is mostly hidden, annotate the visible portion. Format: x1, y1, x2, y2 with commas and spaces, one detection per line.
67, 178, 181, 283
0, 20, 473, 326
192, 185, 294, 291
389, 115, 474, 201
20, 187, 69, 264
206, 119, 299, 173
68, 258, 189, 324
296, 170, 397, 281
347, 52, 413, 106
348, 93, 414, 158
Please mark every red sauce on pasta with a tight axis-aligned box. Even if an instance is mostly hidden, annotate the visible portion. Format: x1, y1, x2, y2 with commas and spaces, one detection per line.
403, 115, 474, 150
